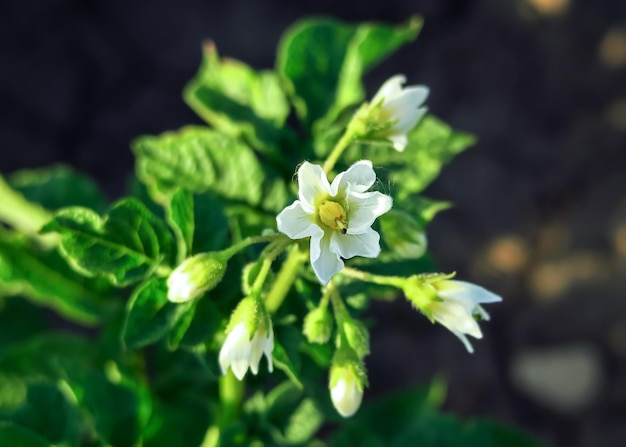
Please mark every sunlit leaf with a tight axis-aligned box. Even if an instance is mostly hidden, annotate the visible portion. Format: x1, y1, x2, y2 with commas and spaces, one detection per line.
41, 199, 176, 287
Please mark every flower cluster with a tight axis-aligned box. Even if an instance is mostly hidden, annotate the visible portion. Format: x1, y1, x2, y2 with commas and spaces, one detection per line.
173, 75, 502, 419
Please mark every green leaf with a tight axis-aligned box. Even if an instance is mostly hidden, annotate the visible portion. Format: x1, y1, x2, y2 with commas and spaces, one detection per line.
272, 341, 303, 390
133, 126, 289, 212
123, 277, 193, 349
192, 192, 229, 254
41, 198, 176, 287
0, 422, 51, 447
283, 398, 324, 444
165, 189, 194, 262
176, 297, 222, 348
184, 42, 290, 157
0, 231, 113, 326
277, 17, 422, 130
9, 164, 107, 213
0, 382, 79, 445
345, 115, 475, 198
0, 334, 149, 447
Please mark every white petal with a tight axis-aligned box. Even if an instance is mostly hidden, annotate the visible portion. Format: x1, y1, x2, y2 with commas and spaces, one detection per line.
330, 227, 381, 259
393, 107, 428, 136
389, 134, 408, 152
265, 324, 274, 373
345, 191, 392, 233
372, 74, 406, 105
330, 160, 376, 195
219, 323, 251, 380
308, 226, 326, 264
386, 86, 429, 113
438, 280, 502, 306
297, 162, 332, 209
451, 330, 475, 354
311, 231, 344, 285
276, 201, 318, 239
431, 300, 483, 339
331, 378, 363, 417
248, 330, 267, 375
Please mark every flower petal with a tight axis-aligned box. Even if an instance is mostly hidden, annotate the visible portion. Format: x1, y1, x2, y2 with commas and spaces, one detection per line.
345, 191, 392, 233
331, 160, 376, 195
331, 227, 381, 259
438, 280, 502, 306
311, 231, 344, 285
308, 225, 326, 264
431, 300, 483, 339
384, 86, 429, 115
219, 323, 251, 380
393, 106, 427, 136
264, 325, 274, 373
331, 377, 363, 417
388, 134, 408, 152
372, 74, 406, 105
277, 201, 318, 239
298, 162, 332, 209
451, 330, 475, 354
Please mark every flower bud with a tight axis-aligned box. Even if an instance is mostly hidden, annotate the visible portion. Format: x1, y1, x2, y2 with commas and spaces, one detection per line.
219, 295, 274, 380
380, 210, 427, 259
329, 348, 366, 417
167, 251, 230, 303
402, 274, 502, 353
303, 305, 333, 345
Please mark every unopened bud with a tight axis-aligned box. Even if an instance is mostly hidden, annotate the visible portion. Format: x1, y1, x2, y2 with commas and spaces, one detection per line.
167, 251, 230, 303
303, 305, 333, 344
329, 348, 366, 418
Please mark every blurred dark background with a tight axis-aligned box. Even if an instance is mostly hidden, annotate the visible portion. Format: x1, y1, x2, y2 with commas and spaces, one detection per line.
2, 0, 626, 446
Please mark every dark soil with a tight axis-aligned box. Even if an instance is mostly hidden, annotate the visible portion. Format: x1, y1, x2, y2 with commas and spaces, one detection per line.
2, 1, 626, 446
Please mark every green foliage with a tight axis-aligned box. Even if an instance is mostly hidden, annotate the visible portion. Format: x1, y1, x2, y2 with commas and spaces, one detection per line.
123, 277, 193, 349
0, 334, 149, 447
0, 15, 545, 447
133, 126, 289, 212
184, 42, 290, 158
41, 199, 176, 287
0, 230, 113, 325
277, 17, 422, 131
9, 165, 107, 213
344, 115, 475, 199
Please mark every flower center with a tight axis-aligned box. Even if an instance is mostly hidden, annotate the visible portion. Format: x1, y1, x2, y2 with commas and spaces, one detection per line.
319, 200, 348, 234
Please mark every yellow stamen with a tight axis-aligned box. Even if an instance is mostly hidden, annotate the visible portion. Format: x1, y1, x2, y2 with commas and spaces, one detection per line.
319, 200, 348, 233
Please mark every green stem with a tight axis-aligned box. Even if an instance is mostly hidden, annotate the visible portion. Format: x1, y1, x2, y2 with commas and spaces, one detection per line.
218, 370, 244, 429
0, 174, 57, 248
322, 127, 358, 175
264, 245, 306, 313
340, 267, 404, 287
221, 233, 284, 259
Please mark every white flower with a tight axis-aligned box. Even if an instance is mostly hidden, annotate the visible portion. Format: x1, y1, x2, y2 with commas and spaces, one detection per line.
371, 74, 429, 152
428, 280, 502, 353
219, 296, 274, 380
276, 160, 392, 285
